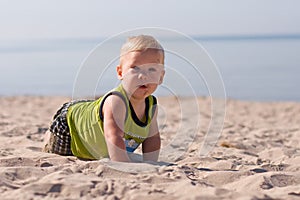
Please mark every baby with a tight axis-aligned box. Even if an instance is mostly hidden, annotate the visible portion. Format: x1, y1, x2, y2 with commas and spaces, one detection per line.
43, 35, 165, 162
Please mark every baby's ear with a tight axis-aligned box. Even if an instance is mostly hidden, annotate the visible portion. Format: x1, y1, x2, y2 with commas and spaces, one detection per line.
159, 70, 165, 85
116, 65, 123, 80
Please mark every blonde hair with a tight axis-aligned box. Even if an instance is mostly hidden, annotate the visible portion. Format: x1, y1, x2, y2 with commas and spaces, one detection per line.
120, 35, 165, 63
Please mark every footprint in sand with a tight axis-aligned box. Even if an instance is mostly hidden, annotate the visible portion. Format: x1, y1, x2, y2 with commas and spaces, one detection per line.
270, 174, 300, 187
2, 127, 25, 137
26, 146, 43, 152
0, 148, 14, 156
0, 157, 37, 167
0, 167, 47, 191
0, 122, 10, 126
26, 127, 48, 142
261, 174, 300, 189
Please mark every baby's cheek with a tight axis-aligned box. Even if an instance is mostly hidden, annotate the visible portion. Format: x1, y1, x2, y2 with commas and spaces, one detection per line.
148, 75, 161, 84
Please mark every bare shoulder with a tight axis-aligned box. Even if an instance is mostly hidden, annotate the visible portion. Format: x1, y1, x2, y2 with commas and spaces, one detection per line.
102, 94, 127, 121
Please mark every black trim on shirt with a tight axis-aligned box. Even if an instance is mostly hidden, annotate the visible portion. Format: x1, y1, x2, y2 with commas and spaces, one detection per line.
129, 97, 149, 127
151, 96, 157, 118
99, 91, 128, 122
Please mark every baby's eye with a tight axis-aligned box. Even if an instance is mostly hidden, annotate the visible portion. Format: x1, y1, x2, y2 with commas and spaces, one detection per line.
132, 66, 140, 71
148, 67, 157, 72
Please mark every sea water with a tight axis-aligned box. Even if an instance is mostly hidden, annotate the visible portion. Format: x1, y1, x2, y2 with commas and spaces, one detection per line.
0, 36, 299, 101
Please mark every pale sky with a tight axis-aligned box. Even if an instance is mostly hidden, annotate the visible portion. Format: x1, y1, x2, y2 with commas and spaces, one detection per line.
1, 0, 300, 40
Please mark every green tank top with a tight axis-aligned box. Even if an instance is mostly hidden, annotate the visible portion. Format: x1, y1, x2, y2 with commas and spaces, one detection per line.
67, 84, 157, 160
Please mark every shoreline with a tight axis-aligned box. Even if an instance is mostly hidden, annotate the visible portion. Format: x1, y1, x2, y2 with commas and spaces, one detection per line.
1, 94, 300, 103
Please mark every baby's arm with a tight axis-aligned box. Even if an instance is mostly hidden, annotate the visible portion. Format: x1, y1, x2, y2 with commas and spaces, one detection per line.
102, 95, 131, 162
142, 108, 161, 161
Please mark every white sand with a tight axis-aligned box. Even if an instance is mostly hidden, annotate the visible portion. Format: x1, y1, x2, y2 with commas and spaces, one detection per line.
0, 96, 299, 199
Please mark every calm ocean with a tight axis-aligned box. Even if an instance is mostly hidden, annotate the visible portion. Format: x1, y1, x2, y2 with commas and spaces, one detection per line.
1, 35, 299, 101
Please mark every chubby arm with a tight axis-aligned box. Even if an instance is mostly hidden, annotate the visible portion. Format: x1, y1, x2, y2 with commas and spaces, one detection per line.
102, 95, 131, 162
142, 107, 161, 162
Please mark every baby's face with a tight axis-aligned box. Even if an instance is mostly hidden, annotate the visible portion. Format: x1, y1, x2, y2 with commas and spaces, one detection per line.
117, 49, 165, 100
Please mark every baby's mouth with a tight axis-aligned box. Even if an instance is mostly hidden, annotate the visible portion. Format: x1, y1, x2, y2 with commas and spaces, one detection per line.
138, 84, 148, 89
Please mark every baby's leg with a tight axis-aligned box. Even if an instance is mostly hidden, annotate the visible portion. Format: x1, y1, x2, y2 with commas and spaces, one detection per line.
42, 101, 76, 155
43, 130, 51, 146
42, 130, 54, 153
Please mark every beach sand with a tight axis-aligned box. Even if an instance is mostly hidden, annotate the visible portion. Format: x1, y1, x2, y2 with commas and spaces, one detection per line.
0, 96, 299, 200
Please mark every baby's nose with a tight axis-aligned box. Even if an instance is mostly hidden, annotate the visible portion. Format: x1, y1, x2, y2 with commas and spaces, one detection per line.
138, 71, 147, 80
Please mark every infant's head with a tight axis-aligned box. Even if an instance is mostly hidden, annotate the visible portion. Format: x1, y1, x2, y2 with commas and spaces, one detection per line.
117, 35, 165, 99
120, 35, 164, 65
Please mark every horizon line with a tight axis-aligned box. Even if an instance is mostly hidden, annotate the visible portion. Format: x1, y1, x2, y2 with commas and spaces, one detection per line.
192, 33, 300, 41
2, 33, 300, 43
